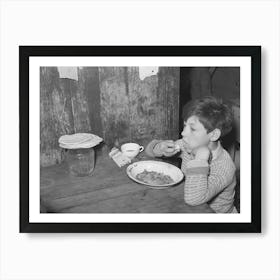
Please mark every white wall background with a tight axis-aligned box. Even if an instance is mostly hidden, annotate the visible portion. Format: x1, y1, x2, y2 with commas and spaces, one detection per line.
0, 0, 279, 279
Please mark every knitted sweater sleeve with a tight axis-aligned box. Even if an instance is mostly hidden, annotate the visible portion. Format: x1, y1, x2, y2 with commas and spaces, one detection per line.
183, 158, 236, 206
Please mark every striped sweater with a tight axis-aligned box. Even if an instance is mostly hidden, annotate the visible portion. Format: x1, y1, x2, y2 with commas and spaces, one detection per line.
145, 139, 237, 213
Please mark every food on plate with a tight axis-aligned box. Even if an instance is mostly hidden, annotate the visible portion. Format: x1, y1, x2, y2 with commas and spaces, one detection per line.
136, 169, 174, 185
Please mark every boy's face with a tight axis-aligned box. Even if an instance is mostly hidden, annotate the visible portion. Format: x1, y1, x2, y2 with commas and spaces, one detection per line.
181, 115, 211, 152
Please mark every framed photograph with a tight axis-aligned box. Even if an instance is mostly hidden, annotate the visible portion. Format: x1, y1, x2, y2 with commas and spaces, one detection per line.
20, 46, 261, 233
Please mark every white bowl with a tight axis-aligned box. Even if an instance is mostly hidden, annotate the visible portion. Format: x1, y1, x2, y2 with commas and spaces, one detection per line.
126, 160, 184, 189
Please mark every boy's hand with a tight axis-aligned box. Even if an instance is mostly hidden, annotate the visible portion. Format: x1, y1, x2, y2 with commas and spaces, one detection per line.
156, 140, 180, 157
193, 146, 210, 161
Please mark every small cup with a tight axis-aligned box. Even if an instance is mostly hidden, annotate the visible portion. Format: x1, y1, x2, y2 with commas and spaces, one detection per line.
121, 143, 144, 159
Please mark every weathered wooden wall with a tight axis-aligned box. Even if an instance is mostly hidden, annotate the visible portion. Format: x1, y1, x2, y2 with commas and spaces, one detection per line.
40, 67, 180, 167
99, 67, 180, 148
40, 67, 97, 166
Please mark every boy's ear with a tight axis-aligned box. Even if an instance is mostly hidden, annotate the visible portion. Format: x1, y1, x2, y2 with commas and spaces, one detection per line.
209, 128, 221, 141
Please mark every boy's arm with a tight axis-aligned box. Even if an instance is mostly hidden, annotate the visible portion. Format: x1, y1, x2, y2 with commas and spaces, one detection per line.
145, 139, 164, 157
183, 159, 235, 206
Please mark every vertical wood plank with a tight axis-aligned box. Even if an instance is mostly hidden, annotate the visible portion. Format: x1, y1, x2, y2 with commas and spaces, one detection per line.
157, 67, 180, 140
82, 67, 103, 136
99, 67, 130, 148
68, 68, 91, 133
129, 67, 180, 143
40, 67, 93, 166
40, 67, 75, 166
127, 67, 159, 145
99, 67, 180, 148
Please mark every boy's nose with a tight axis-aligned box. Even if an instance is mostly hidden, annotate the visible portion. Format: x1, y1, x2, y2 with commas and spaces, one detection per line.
181, 129, 187, 137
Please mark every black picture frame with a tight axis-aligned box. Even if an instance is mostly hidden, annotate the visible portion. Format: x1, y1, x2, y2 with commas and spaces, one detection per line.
20, 46, 261, 233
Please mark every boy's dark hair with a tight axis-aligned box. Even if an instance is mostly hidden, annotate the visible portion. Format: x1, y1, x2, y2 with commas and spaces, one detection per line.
183, 96, 234, 137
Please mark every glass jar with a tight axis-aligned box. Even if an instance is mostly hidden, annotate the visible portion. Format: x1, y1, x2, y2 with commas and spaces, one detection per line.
65, 147, 95, 177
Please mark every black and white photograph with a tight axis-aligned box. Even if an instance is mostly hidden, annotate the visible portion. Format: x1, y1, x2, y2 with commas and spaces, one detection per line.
20, 46, 260, 233
39, 66, 240, 214
3, 1, 280, 279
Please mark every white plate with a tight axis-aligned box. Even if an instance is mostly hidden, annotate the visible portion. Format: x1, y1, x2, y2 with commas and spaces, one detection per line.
126, 160, 184, 189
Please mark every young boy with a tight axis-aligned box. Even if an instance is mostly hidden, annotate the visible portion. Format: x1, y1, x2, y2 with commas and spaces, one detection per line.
145, 96, 237, 213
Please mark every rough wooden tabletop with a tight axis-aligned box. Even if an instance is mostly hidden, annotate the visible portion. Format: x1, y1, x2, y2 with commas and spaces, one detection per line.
40, 153, 214, 214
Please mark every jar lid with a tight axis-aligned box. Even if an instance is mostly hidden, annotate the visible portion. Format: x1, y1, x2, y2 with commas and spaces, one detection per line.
58, 133, 103, 149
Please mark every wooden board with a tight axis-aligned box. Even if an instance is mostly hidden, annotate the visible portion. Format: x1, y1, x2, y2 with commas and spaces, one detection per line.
40, 67, 95, 166
40, 154, 214, 213
99, 67, 180, 148
40, 67, 180, 166
40, 67, 75, 166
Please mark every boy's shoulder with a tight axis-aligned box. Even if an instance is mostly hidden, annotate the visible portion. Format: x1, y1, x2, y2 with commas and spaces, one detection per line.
211, 146, 236, 174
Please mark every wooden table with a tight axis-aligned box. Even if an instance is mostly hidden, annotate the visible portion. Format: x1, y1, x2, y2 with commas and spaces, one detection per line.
40, 152, 214, 213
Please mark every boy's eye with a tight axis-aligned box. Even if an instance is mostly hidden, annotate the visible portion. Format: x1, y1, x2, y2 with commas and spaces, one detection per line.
190, 127, 195, 132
